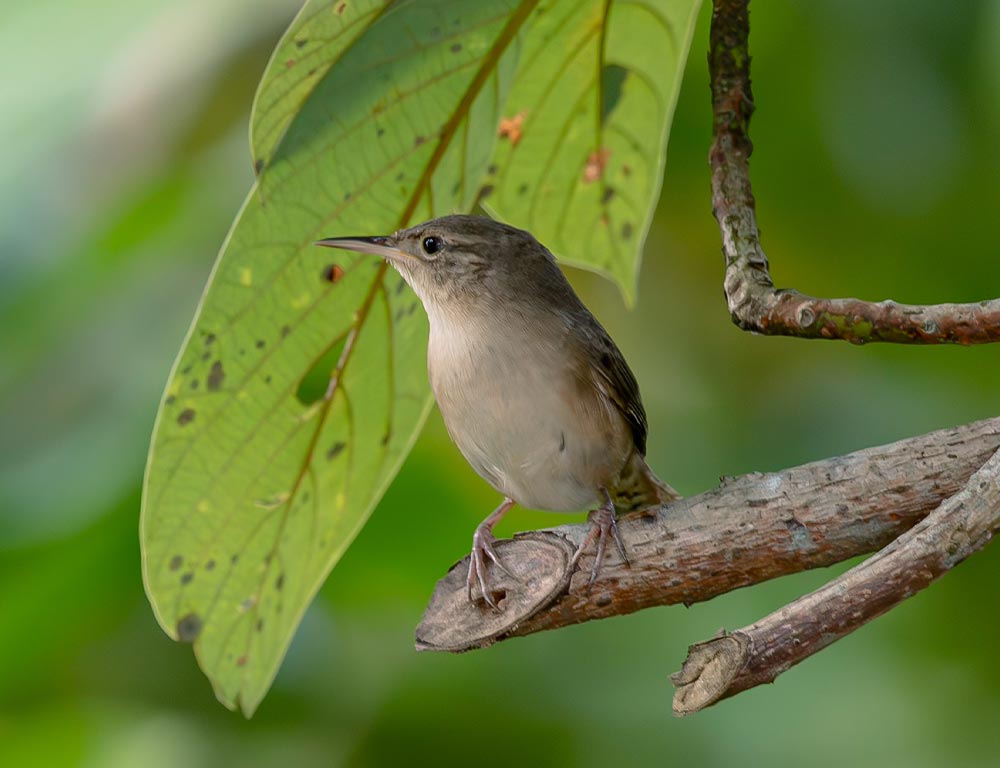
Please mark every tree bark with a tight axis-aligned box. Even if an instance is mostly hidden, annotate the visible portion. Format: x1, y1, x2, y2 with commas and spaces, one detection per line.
671, 443, 1000, 714
416, 418, 1000, 652
709, 0, 1000, 344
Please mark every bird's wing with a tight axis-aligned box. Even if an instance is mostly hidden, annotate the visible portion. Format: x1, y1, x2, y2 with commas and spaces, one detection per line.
578, 321, 648, 456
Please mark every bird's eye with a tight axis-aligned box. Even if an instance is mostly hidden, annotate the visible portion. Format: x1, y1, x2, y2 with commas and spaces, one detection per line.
422, 236, 442, 255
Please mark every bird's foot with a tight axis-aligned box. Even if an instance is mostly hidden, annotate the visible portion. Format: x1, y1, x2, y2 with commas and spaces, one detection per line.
466, 498, 516, 610
570, 490, 628, 585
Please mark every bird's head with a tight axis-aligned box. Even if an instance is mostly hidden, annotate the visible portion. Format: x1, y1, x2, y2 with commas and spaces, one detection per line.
317, 214, 559, 310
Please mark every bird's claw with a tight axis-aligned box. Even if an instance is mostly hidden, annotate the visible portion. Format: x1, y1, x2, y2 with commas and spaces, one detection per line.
570, 495, 628, 585
466, 522, 515, 610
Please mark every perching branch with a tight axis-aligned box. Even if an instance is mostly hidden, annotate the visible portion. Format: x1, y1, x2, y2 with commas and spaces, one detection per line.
671, 443, 1000, 714
416, 418, 1000, 652
709, 0, 1000, 344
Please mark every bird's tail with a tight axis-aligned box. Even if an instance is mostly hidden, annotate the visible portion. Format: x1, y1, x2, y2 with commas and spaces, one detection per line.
611, 451, 681, 513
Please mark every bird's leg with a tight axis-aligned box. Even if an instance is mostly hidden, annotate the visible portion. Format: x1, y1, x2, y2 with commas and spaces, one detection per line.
570, 488, 629, 585
467, 497, 517, 609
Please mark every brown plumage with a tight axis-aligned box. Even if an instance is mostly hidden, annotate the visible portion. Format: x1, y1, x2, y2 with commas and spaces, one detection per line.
317, 214, 679, 609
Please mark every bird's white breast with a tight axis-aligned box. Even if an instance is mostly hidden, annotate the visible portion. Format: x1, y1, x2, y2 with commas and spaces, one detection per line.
424, 303, 627, 512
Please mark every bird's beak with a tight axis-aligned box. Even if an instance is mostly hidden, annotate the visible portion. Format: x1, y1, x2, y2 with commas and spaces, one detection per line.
315, 235, 410, 262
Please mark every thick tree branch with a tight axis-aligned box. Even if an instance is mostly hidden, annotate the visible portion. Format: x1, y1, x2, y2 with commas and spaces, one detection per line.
416, 418, 1000, 652
709, 0, 1000, 344
672, 444, 1000, 715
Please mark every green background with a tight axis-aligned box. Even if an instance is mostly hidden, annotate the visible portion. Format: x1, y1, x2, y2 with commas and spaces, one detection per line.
2, 1, 998, 765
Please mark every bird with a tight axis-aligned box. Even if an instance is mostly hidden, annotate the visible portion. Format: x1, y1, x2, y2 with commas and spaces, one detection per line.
317, 214, 678, 609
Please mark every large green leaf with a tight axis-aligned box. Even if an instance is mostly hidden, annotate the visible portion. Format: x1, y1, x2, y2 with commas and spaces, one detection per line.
143, 0, 698, 716
142, 0, 530, 716
483, 0, 701, 301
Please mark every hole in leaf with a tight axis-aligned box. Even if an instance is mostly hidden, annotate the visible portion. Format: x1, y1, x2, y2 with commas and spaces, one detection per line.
295, 335, 347, 406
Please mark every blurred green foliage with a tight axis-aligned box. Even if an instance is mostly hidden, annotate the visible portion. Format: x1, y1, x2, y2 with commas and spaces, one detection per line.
1, 1, 999, 766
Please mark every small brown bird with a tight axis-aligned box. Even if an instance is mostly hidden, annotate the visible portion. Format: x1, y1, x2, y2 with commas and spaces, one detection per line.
318, 215, 678, 608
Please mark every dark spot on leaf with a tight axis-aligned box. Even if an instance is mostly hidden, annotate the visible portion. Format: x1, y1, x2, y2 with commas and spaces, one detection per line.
165, 395, 176, 405
431, 25, 441, 36
256, 339, 266, 349
295, 38, 307, 48
601, 65, 628, 122
169, 555, 183, 571
518, 183, 528, 195
177, 408, 196, 426
450, 43, 462, 53
414, 135, 426, 147
181, 364, 192, 374
395, 279, 407, 295
408, 302, 418, 315
344, 190, 352, 201
308, 67, 316, 77
322, 264, 345, 283
395, 172, 404, 182
381, 432, 390, 446
327, 441, 346, 460
281, 325, 291, 338
284, 58, 295, 68
189, 379, 199, 390
254, 158, 264, 176
204, 333, 216, 345
201, 351, 211, 361
236, 655, 248, 667
238, 348, 246, 356
264, 375, 272, 384
376, 127, 385, 137
275, 573, 285, 591
487, 164, 498, 175
621, 222, 633, 240
395, 307, 405, 322
180, 572, 193, 585
479, 184, 494, 199
177, 613, 202, 642
205, 559, 216, 571
622, 164, 632, 177
207, 361, 225, 391
256, 619, 265, 632
231, 554, 239, 565
602, 187, 615, 204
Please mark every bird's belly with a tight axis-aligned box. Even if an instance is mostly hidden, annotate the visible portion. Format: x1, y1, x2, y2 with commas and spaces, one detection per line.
430, 345, 623, 512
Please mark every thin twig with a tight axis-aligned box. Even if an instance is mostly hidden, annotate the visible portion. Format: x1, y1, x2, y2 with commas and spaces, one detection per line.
709, 0, 1000, 345
415, 418, 1000, 652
